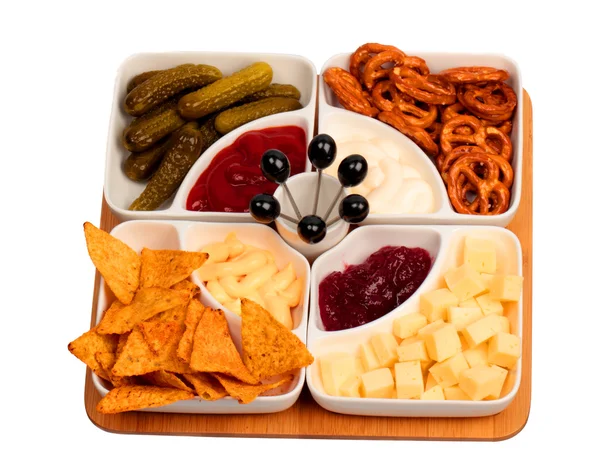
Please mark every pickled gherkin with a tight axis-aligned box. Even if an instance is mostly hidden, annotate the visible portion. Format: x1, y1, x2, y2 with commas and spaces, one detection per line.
238, 83, 301, 104
126, 70, 163, 93
123, 138, 169, 182
129, 122, 204, 211
125, 64, 222, 116
197, 115, 221, 151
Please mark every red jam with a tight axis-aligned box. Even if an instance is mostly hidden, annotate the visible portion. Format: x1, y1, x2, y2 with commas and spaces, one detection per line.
186, 126, 306, 212
319, 246, 432, 331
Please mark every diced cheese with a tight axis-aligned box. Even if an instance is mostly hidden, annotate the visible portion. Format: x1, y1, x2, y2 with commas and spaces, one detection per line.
464, 237, 497, 274
424, 323, 462, 362
394, 361, 424, 399
463, 314, 510, 348
488, 332, 521, 368
425, 372, 438, 391
484, 365, 509, 400
480, 273, 495, 294
360, 368, 394, 398
417, 319, 445, 339
370, 333, 399, 367
463, 342, 489, 368
393, 312, 428, 339
400, 336, 421, 346
355, 357, 365, 376
448, 306, 483, 332
421, 358, 435, 373
420, 385, 445, 400
444, 264, 487, 301
475, 293, 504, 316
459, 333, 470, 351
458, 366, 499, 401
396, 339, 429, 363
443, 385, 471, 400
420, 289, 458, 322
459, 298, 479, 308
319, 352, 359, 396
359, 343, 380, 372
489, 275, 524, 302
428, 352, 470, 388
339, 376, 361, 398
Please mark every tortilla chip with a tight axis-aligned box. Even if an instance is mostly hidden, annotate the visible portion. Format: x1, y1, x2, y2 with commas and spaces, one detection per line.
116, 332, 130, 358
84, 222, 140, 305
142, 370, 193, 392
140, 248, 208, 289
189, 308, 258, 384
183, 373, 228, 400
96, 385, 194, 414
171, 279, 200, 297
68, 327, 118, 381
139, 320, 180, 355
95, 351, 136, 387
112, 323, 191, 377
177, 299, 206, 363
241, 298, 313, 380
213, 373, 293, 404
97, 287, 190, 334
154, 304, 188, 324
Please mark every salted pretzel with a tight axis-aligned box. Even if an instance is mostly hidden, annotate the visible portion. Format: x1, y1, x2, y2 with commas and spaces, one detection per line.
377, 110, 439, 156
437, 145, 514, 187
447, 152, 511, 215
349, 43, 404, 84
440, 115, 482, 155
393, 100, 438, 129
439, 66, 509, 84
402, 56, 430, 76
371, 80, 407, 112
362, 50, 406, 90
474, 125, 513, 161
426, 122, 442, 142
323, 67, 379, 117
391, 66, 456, 105
457, 82, 517, 121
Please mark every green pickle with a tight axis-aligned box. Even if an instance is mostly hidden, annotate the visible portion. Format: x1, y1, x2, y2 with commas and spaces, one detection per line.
129, 122, 204, 211
122, 100, 186, 152
198, 115, 221, 150
178, 62, 273, 119
126, 70, 163, 93
123, 138, 169, 182
214, 97, 302, 135
125, 64, 222, 116
238, 83, 301, 104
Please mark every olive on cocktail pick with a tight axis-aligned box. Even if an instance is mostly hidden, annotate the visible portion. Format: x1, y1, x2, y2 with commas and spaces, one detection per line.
326, 194, 370, 227
249, 194, 298, 225
322, 154, 369, 222
308, 134, 337, 215
297, 215, 327, 244
260, 149, 302, 219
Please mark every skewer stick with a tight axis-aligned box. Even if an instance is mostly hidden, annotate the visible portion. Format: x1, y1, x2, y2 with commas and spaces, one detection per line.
283, 183, 302, 219
322, 186, 344, 222
312, 170, 322, 215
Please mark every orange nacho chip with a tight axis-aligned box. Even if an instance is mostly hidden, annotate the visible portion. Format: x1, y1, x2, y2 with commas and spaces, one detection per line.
95, 351, 136, 387
84, 222, 140, 305
213, 373, 293, 404
142, 370, 194, 392
171, 279, 200, 297
190, 308, 258, 384
177, 298, 206, 363
97, 287, 190, 335
68, 327, 118, 381
241, 298, 313, 380
96, 385, 194, 414
140, 248, 208, 289
184, 373, 228, 400
139, 320, 181, 355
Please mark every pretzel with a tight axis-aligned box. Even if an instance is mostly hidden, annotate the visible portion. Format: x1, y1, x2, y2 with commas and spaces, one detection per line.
474, 125, 513, 161
442, 103, 513, 134
437, 145, 514, 187
393, 100, 438, 129
439, 66, 509, 84
391, 66, 456, 105
362, 50, 406, 90
440, 115, 482, 155
457, 82, 517, 121
402, 56, 430, 76
323, 67, 379, 117
447, 152, 511, 215
371, 79, 406, 112
377, 110, 439, 156
426, 122, 442, 142
349, 43, 404, 84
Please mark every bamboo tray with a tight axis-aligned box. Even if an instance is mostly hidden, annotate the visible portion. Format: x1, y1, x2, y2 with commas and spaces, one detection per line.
84, 90, 533, 441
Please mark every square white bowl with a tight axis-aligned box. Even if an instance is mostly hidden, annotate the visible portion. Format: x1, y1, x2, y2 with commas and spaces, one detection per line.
104, 52, 317, 222
307, 225, 523, 417
92, 220, 311, 414
319, 52, 523, 227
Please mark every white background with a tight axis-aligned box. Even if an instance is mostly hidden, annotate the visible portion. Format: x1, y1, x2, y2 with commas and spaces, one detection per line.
1, 0, 598, 458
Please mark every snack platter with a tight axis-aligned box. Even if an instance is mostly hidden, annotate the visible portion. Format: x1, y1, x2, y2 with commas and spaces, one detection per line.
74, 45, 533, 440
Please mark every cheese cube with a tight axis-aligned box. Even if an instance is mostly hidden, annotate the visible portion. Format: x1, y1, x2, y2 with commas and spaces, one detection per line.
421, 385, 445, 400
464, 237, 496, 274
360, 368, 394, 398
428, 352, 470, 388
424, 323, 462, 362
420, 289, 458, 322
444, 264, 487, 301
397, 339, 429, 363
448, 307, 483, 332
484, 365, 509, 400
370, 333, 399, 367
443, 385, 471, 400
394, 361, 424, 399
393, 312, 428, 339
459, 298, 479, 308
463, 314, 510, 348
359, 343, 380, 372
421, 358, 435, 373
459, 333, 470, 351
463, 342, 489, 368
475, 293, 504, 316
417, 319, 445, 339
355, 357, 365, 376
480, 273, 495, 294
319, 353, 359, 396
489, 275, 524, 302
340, 376, 361, 398
458, 366, 499, 401
488, 332, 521, 368
400, 336, 421, 346
425, 372, 438, 391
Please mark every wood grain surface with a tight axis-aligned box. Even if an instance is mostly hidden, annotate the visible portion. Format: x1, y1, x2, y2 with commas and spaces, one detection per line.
83, 90, 533, 441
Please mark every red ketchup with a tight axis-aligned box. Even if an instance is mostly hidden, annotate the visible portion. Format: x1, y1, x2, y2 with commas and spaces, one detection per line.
319, 246, 432, 331
186, 126, 306, 212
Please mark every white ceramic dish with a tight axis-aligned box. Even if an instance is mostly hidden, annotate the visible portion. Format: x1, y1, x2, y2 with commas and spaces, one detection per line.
92, 220, 311, 414
307, 225, 523, 417
104, 52, 317, 222
319, 52, 523, 227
